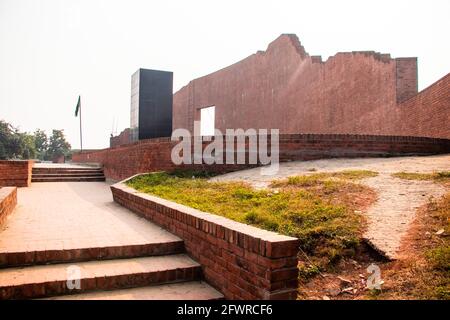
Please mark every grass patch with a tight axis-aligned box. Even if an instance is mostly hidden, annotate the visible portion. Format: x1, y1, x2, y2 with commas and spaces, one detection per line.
126, 170, 376, 278
271, 170, 378, 188
427, 247, 450, 271
324, 170, 379, 180
424, 193, 450, 299
392, 171, 450, 182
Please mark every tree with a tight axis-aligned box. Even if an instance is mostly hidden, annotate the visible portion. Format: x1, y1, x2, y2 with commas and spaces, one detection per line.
0, 120, 15, 158
0, 120, 38, 159
19, 133, 36, 159
34, 129, 48, 160
0, 141, 6, 160
0, 120, 70, 160
47, 129, 71, 160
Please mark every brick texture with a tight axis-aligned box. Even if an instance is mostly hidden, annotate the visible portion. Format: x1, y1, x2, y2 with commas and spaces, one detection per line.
388, 73, 450, 138
72, 134, 450, 181
111, 181, 300, 300
172, 34, 448, 139
396, 58, 418, 103
0, 241, 184, 268
0, 160, 34, 187
110, 128, 131, 148
0, 187, 17, 227
0, 255, 202, 299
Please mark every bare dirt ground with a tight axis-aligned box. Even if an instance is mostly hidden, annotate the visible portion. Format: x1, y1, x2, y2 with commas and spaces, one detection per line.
212, 155, 450, 260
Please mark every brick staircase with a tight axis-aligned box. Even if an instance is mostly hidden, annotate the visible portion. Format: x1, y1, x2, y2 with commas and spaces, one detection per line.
32, 167, 106, 182
0, 238, 223, 300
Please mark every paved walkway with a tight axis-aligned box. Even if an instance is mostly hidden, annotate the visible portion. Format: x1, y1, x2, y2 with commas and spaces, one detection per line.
363, 173, 445, 259
212, 155, 450, 259
0, 182, 180, 254
0, 181, 225, 300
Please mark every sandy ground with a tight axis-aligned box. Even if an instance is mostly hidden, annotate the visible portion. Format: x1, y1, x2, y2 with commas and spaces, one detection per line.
212, 155, 450, 259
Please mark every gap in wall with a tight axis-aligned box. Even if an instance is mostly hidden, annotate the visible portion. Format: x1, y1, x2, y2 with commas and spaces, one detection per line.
200, 106, 215, 136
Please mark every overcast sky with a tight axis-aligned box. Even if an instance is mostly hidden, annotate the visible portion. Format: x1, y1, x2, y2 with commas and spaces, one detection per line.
1, 0, 449, 149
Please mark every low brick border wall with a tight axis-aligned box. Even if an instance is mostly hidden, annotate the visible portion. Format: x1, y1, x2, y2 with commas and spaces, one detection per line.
111, 177, 300, 300
74, 134, 450, 181
0, 160, 34, 187
0, 187, 17, 227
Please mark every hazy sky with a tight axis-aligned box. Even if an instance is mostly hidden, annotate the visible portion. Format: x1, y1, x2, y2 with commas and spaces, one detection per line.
1, 0, 449, 149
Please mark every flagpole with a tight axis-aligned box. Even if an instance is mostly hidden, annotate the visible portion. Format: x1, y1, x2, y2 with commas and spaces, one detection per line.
79, 98, 83, 152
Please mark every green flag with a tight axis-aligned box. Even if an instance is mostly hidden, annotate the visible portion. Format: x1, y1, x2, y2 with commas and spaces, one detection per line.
75, 95, 81, 117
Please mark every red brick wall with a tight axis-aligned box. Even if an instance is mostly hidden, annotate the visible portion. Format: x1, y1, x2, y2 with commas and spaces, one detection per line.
173, 34, 449, 139
396, 58, 418, 103
52, 155, 65, 164
72, 134, 450, 181
386, 73, 450, 138
0, 187, 17, 227
0, 160, 34, 187
111, 181, 300, 300
110, 128, 131, 148
73, 138, 181, 181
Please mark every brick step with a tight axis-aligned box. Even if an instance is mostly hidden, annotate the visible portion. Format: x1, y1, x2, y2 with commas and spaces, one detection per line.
0, 241, 185, 268
31, 176, 106, 182
44, 281, 224, 300
0, 254, 202, 299
32, 173, 105, 178
32, 169, 103, 174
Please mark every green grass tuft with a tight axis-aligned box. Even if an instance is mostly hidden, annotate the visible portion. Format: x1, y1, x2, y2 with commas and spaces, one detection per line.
427, 246, 450, 271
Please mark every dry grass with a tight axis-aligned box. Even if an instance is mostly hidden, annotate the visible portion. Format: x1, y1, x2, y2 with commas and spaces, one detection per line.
392, 171, 450, 184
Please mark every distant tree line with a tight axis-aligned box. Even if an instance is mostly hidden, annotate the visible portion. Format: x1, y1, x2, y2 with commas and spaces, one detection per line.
0, 120, 71, 160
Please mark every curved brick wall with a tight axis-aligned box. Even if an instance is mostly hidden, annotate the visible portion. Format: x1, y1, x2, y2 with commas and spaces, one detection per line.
72, 134, 450, 181
173, 34, 449, 139
387, 74, 450, 138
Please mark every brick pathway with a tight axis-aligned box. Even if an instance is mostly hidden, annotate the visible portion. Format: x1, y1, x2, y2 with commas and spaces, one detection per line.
0, 181, 222, 300
0, 182, 181, 254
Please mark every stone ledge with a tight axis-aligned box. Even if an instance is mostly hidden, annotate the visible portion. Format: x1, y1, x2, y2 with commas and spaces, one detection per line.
111, 176, 300, 300
0, 187, 17, 227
